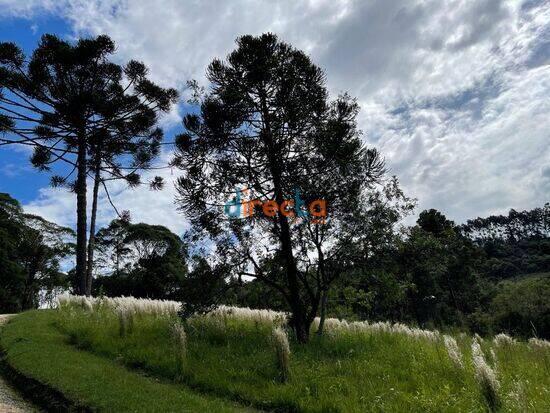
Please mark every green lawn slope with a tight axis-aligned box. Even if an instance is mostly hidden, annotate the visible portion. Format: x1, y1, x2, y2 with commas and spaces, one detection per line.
0, 310, 253, 412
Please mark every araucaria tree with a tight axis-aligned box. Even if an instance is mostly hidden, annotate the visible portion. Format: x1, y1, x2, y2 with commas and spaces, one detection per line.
0, 35, 178, 295
173, 33, 385, 342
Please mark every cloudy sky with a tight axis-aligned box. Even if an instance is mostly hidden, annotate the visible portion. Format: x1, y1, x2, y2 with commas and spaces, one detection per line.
0, 0, 548, 234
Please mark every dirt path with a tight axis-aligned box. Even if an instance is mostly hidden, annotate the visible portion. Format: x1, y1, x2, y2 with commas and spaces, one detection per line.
0, 315, 39, 413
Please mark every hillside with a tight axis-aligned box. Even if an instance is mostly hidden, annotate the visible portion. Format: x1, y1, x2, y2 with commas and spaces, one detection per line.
1, 296, 549, 412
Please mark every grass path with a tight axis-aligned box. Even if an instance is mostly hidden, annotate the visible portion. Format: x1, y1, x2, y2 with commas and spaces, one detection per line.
0, 315, 38, 413
0, 311, 257, 412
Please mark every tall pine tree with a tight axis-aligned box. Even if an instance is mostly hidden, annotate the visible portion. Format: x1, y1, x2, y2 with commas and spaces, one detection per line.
0, 35, 178, 295
174, 34, 382, 342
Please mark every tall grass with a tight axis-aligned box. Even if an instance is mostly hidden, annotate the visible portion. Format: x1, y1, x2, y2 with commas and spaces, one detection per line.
171, 322, 187, 375
55, 294, 550, 412
471, 338, 500, 411
57, 293, 180, 316
443, 334, 463, 369
271, 327, 291, 382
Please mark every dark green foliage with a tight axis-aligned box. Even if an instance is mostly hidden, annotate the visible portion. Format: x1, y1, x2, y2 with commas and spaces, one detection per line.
488, 273, 550, 338
0, 193, 73, 312
323, 209, 484, 328
461, 204, 550, 278
225, 278, 288, 312
93, 220, 188, 300
397, 222, 484, 327
0, 205, 25, 312
179, 257, 229, 318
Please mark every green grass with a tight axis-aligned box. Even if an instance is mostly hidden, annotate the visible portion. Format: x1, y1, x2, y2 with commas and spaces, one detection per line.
54, 307, 550, 412
0, 310, 253, 412
3, 308, 549, 412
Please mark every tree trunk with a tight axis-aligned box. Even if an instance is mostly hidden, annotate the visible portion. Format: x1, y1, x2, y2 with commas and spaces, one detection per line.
316, 288, 328, 336
259, 94, 309, 343
21, 265, 38, 310
280, 215, 310, 343
313, 235, 328, 336
85, 162, 101, 296
76, 136, 88, 296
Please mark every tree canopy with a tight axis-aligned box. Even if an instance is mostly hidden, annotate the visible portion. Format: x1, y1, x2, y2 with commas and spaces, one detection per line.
93, 219, 188, 300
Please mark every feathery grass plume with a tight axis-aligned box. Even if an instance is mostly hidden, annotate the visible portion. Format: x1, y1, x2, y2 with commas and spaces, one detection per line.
56, 293, 70, 309
272, 327, 291, 383
117, 306, 134, 337
56, 294, 181, 316
506, 380, 528, 411
312, 317, 441, 342
472, 338, 500, 411
528, 337, 550, 350
171, 322, 187, 375
81, 296, 93, 312
490, 348, 498, 372
209, 305, 288, 326
493, 333, 516, 347
443, 335, 463, 368
311, 317, 320, 332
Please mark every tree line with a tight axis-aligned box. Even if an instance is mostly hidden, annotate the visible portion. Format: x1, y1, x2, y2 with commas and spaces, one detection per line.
1, 190, 547, 338
1, 33, 548, 342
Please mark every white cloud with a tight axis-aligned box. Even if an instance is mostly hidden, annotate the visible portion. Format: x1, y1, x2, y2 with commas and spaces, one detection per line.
4, 0, 550, 228
0, 0, 60, 18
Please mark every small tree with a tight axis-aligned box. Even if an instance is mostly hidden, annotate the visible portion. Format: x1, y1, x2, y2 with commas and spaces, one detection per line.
0, 35, 178, 295
18, 213, 75, 309
297, 176, 415, 335
396, 210, 484, 326
173, 33, 384, 342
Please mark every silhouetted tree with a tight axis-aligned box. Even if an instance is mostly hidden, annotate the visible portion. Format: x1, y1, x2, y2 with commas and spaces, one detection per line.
0, 34, 178, 295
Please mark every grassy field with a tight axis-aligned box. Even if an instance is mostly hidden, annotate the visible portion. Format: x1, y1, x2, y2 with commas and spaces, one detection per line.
2, 296, 549, 412
0, 310, 253, 412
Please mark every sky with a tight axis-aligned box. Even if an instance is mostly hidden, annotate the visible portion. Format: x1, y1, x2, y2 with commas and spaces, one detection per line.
0, 0, 549, 236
